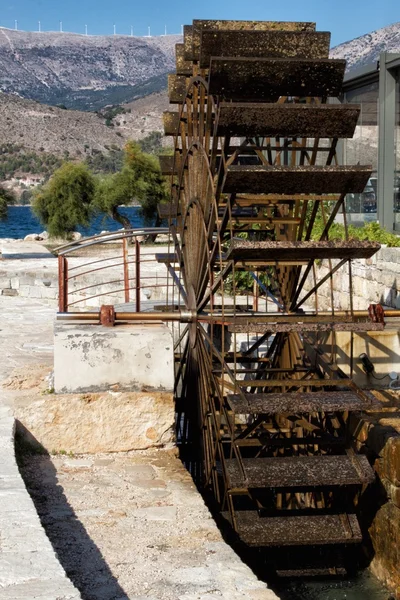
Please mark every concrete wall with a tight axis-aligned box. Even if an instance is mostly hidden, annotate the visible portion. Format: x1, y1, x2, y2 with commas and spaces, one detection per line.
315, 330, 400, 387
304, 246, 400, 311
54, 322, 174, 393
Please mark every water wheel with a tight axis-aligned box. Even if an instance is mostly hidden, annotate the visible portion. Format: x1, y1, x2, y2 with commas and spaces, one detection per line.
158, 19, 380, 574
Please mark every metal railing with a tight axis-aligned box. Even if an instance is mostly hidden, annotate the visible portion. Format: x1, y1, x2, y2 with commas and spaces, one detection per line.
56, 228, 170, 316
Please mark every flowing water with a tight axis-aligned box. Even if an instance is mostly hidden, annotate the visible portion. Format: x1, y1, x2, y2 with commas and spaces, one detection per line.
0, 205, 144, 239
273, 571, 393, 599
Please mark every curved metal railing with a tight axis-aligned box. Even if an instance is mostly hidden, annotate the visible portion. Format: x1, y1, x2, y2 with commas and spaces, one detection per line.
56, 228, 171, 315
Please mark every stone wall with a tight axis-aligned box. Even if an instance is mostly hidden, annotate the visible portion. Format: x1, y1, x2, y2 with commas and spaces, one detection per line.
14, 390, 175, 454
304, 246, 400, 311
351, 394, 400, 597
0, 259, 168, 307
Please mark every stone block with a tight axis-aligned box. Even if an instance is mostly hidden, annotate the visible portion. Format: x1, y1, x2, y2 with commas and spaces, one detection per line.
369, 501, 400, 594
14, 390, 175, 454
40, 286, 58, 299
1, 288, 18, 296
0, 578, 81, 600
0, 277, 11, 289
382, 436, 400, 487
0, 551, 65, 586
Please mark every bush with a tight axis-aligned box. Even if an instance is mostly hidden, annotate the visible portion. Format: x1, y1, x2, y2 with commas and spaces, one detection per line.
0, 185, 15, 219
33, 163, 95, 238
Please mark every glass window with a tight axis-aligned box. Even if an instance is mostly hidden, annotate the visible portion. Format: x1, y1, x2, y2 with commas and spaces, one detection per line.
343, 81, 379, 226
394, 71, 400, 231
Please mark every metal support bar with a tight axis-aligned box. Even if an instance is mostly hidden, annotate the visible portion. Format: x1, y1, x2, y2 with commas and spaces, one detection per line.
58, 255, 68, 312
378, 52, 397, 231
123, 237, 130, 303
135, 238, 140, 312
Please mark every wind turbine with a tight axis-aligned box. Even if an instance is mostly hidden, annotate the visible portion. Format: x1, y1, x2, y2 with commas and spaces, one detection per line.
130, 25, 133, 36
59, 20, 63, 33
38, 20, 41, 32
15, 20, 18, 31
113, 23, 116, 35
147, 26, 150, 37
85, 24, 88, 36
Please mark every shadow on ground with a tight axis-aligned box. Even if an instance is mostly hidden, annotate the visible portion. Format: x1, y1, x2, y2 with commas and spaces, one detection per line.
15, 424, 129, 600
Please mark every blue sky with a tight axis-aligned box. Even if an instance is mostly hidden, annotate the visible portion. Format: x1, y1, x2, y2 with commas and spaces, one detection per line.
0, 0, 398, 46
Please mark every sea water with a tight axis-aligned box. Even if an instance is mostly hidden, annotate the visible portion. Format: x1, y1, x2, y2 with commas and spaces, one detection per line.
0, 205, 145, 239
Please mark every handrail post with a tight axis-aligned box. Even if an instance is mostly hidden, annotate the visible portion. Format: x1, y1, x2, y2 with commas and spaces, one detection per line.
123, 236, 130, 303
58, 255, 68, 312
135, 238, 140, 312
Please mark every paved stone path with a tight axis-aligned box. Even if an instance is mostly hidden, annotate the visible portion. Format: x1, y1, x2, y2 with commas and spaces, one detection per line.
19, 449, 277, 600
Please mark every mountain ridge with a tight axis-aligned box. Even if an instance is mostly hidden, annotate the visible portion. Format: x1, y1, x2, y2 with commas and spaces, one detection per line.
0, 27, 180, 110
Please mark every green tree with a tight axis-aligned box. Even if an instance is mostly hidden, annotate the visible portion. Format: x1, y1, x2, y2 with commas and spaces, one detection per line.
124, 141, 168, 227
33, 163, 95, 238
94, 167, 137, 229
0, 185, 15, 219
93, 141, 168, 230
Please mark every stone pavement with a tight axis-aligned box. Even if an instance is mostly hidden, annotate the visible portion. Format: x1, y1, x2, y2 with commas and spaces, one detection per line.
19, 448, 278, 600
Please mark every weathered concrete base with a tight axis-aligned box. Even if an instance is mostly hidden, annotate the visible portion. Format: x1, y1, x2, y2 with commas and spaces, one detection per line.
54, 322, 174, 393
14, 390, 175, 454
351, 392, 400, 597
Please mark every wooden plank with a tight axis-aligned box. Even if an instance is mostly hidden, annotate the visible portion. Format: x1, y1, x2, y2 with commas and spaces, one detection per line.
158, 203, 178, 219
158, 154, 180, 176
183, 25, 193, 61
236, 378, 352, 388
223, 165, 372, 195
192, 19, 316, 61
217, 103, 360, 138
236, 379, 352, 388
155, 253, 178, 264
228, 322, 384, 333
208, 57, 346, 101
225, 455, 374, 489
163, 111, 181, 136
223, 511, 362, 546
226, 239, 380, 261
199, 31, 330, 68
176, 43, 192, 75
168, 74, 187, 104
227, 390, 376, 415
233, 194, 342, 204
